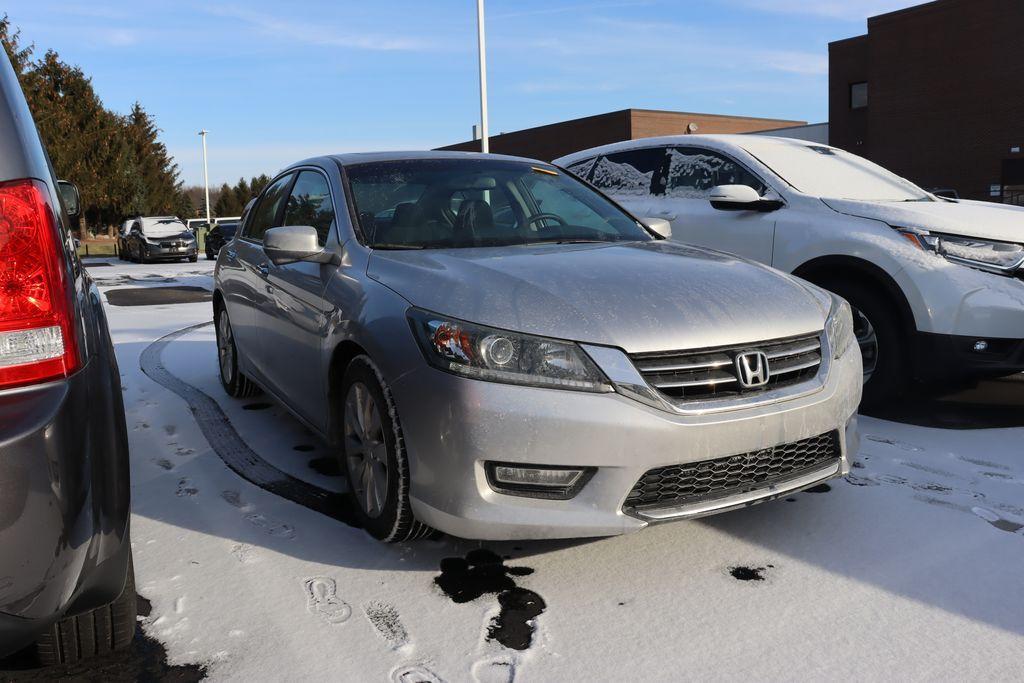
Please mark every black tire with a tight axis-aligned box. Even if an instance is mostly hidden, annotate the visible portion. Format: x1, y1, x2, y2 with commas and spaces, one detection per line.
34, 557, 136, 667
337, 355, 432, 542
188, 255, 198, 263
215, 306, 260, 398
818, 278, 908, 408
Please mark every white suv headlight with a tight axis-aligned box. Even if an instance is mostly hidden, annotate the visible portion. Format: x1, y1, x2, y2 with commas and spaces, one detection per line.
896, 227, 1024, 274
826, 296, 855, 360
408, 309, 612, 392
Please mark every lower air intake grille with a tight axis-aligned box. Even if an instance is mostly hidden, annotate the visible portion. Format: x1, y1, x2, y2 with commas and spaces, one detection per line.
623, 431, 840, 515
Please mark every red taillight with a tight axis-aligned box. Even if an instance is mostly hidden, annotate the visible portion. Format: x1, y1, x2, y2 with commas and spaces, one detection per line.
0, 179, 79, 389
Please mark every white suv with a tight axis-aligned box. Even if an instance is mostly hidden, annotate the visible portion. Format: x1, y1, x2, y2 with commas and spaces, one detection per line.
555, 135, 1024, 405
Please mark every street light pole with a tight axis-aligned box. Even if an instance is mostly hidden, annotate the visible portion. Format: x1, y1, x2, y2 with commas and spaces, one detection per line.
476, 0, 489, 153
198, 130, 211, 223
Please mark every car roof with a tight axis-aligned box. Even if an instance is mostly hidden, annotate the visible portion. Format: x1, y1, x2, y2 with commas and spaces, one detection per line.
553, 134, 828, 166
288, 150, 553, 170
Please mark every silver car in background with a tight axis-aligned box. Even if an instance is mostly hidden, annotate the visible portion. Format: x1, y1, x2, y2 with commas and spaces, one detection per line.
213, 152, 862, 542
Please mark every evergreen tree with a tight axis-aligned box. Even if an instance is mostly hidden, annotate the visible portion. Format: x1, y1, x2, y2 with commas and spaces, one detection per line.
231, 178, 250, 215
250, 174, 271, 197
212, 182, 235, 217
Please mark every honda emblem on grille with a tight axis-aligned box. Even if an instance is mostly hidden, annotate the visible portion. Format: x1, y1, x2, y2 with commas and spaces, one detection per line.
735, 351, 770, 388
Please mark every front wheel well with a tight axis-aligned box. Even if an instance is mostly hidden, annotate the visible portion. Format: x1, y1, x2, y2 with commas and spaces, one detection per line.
792, 256, 915, 334
326, 340, 369, 445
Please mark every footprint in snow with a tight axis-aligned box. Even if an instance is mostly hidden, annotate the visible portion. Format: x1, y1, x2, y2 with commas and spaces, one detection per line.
230, 543, 256, 564
472, 657, 516, 683
391, 663, 444, 683
154, 458, 175, 471
864, 435, 924, 452
175, 478, 198, 497
221, 490, 250, 510
971, 507, 1024, 535
245, 513, 295, 539
364, 601, 409, 649
304, 577, 352, 625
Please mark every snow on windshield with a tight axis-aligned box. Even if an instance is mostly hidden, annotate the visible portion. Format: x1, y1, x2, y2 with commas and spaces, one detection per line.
740, 140, 928, 202
142, 218, 188, 237
590, 157, 652, 196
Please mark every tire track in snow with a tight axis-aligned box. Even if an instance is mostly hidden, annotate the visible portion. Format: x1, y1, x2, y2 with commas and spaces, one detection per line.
139, 321, 358, 526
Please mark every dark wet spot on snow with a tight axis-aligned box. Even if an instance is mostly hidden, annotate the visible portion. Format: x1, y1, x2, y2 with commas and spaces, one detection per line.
806, 483, 831, 493
785, 498, 796, 502
730, 566, 768, 581
434, 549, 545, 651
308, 457, 341, 477
136, 593, 152, 618
851, 461, 865, 469
105, 286, 212, 307
293, 444, 315, 452
242, 402, 271, 411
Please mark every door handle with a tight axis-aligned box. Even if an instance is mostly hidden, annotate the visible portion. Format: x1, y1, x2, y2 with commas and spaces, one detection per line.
257, 264, 269, 277
226, 249, 237, 260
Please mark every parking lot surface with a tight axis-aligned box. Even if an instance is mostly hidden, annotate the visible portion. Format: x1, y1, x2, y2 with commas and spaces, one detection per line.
5, 258, 1022, 682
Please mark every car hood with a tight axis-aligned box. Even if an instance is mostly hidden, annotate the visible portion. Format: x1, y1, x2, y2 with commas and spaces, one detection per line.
822, 197, 1024, 243
367, 241, 830, 354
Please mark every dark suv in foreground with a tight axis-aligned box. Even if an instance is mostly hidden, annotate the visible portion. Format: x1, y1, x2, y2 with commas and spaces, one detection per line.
0, 51, 134, 664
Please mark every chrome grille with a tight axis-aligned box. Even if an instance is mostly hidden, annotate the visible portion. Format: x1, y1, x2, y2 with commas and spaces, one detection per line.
623, 431, 840, 515
630, 333, 822, 402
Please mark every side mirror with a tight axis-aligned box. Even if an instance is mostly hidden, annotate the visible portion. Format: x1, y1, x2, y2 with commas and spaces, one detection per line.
264, 226, 335, 266
640, 217, 672, 239
709, 184, 782, 212
57, 180, 81, 217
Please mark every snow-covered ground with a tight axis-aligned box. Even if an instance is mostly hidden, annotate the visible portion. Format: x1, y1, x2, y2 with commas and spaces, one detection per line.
88, 258, 1023, 682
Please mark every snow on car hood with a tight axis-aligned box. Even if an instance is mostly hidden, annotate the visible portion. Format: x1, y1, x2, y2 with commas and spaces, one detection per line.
822, 197, 1024, 243
367, 241, 830, 354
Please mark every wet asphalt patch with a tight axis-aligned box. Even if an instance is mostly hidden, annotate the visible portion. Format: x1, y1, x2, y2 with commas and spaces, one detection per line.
83, 262, 113, 267
308, 457, 341, 477
0, 612, 207, 682
106, 286, 212, 307
805, 483, 832, 493
434, 549, 545, 651
729, 565, 773, 581
140, 322, 359, 528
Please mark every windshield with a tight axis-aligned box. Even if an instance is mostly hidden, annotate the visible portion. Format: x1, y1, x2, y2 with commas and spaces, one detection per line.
740, 140, 931, 202
142, 218, 188, 237
346, 159, 652, 249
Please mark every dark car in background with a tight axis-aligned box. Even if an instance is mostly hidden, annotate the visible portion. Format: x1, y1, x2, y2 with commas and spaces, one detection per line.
0, 50, 135, 665
124, 215, 198, 263
205, 219, 239, 259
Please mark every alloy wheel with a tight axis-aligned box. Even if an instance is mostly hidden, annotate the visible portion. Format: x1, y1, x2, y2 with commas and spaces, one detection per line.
344, 382, 389, 518
217, 312, 235, 384
851, 305, 879, 384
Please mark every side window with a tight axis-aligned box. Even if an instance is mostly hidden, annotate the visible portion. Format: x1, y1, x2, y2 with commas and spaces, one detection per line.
244, 174, 294, 242
565, 157, 597, 181
284, 170, 336, 245
665, 148, 765, 198
589, 148, 666, 197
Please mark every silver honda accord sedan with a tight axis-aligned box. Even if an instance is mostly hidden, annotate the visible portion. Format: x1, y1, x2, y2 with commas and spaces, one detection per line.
213, 151, 862, 542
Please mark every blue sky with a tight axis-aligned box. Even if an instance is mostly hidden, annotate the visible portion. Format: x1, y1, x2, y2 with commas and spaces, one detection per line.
6, 1, 919, 186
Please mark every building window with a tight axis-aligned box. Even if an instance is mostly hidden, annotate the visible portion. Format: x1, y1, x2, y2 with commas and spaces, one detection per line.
850, 81, 868, 109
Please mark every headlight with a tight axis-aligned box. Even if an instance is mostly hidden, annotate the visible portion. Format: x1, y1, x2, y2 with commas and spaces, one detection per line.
826, 296, 854, 360
408, 309, 612, 392
896, 227, 1024, 274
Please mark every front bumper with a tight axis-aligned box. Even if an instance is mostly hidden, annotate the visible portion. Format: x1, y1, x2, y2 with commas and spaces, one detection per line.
145, 243, 197, 260
391, 341, 862, 540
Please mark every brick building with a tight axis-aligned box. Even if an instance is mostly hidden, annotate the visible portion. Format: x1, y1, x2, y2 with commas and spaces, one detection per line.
438, 109, 804, 162
829, 0, 1024, 202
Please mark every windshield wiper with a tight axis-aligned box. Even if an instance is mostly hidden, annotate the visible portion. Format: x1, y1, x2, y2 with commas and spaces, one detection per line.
524, 237, 614, 246
370, 243, 426, 250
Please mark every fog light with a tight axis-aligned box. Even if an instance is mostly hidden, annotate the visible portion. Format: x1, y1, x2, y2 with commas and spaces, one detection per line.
485, 462, 594, 500
973, 340, 989, 352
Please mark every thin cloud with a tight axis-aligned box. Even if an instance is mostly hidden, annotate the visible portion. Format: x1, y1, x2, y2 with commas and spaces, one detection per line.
204, 5, 438, 52
491, 1, 654, 20
728, 0, 921, 21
